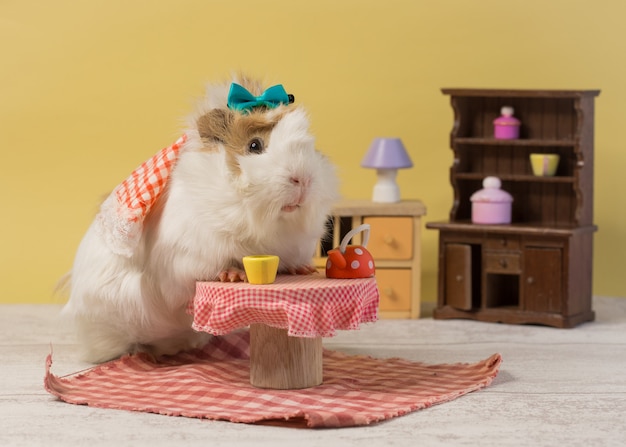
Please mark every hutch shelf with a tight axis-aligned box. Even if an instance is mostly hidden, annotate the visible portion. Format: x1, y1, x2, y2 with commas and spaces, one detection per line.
426, 88, 600, 328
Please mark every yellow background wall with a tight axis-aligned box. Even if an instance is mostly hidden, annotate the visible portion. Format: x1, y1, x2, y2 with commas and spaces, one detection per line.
2, 0, 625, 304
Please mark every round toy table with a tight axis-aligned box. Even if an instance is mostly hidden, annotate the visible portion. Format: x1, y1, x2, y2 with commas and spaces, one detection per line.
190, 274, 379, 389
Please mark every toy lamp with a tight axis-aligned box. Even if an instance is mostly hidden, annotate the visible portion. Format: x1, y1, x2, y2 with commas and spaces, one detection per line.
361, 138, 413, 203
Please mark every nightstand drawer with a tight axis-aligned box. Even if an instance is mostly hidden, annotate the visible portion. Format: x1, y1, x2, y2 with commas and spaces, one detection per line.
364, 217, 413, 260
484, 252, 521, 274
376, 269, 411, 312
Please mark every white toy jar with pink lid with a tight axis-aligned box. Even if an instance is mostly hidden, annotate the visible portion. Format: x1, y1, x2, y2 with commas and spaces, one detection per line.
470, 176, 513, 224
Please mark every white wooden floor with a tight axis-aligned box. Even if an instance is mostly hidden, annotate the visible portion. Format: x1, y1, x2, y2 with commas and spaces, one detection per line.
1, 297, 625, 447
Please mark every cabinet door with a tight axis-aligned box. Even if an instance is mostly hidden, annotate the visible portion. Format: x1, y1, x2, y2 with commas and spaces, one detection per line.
524, 247, 562, 313
444, 244, 473, 310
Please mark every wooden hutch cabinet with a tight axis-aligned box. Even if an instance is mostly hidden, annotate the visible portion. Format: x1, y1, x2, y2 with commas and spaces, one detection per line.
427, 89, 600, 328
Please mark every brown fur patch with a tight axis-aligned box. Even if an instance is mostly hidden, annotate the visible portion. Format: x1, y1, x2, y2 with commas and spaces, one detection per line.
197, 109, 234, 146
196, 104, 291, 176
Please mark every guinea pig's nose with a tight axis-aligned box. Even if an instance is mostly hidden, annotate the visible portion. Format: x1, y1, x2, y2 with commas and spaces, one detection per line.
290, 176, 310, 187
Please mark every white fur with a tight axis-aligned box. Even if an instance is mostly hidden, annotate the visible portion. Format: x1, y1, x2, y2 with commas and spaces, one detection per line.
62, 81, 339, 363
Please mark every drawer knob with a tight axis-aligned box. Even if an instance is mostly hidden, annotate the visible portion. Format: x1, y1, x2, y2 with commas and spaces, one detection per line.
455, 275, 463, 282
383, 235, 396, 246
383, 287, 395, 298
527, 276, 535, 284
499, 258, 508, 268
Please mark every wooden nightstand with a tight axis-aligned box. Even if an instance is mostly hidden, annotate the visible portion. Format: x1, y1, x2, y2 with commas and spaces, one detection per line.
314, 199, 427, 319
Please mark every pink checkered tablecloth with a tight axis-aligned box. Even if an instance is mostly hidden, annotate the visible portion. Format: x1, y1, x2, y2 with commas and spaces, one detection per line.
189, 275, 379, 338
45, 331, 502, 428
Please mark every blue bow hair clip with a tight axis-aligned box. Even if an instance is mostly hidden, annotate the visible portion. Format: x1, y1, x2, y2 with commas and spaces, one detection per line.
227, 83, 294, 113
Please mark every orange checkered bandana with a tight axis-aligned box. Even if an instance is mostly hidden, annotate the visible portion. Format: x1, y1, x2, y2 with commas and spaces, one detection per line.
96, 135, 188, 256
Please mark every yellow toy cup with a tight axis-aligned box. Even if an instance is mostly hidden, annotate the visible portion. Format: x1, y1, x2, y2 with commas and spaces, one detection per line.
530, 153, 560, 177
242, 255, 280, 285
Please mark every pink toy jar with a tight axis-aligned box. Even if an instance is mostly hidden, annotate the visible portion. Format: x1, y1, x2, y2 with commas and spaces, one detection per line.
493, 106, 520, 140
470, 176, 513, 224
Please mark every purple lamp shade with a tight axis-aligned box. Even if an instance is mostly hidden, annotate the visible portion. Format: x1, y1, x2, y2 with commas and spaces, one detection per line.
361, 138, 413, 169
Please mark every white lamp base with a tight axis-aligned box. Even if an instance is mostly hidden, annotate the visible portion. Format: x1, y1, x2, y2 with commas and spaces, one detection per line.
372, 168, 401, 203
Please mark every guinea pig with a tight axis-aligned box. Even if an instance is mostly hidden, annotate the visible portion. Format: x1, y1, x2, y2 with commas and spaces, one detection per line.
61, 76, 339, 363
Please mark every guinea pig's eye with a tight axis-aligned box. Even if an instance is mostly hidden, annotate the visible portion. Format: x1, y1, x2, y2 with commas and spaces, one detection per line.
247, 138, 265, 155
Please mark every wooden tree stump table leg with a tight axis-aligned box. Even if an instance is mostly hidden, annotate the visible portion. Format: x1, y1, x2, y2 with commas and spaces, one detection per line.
249, 323, 323, 389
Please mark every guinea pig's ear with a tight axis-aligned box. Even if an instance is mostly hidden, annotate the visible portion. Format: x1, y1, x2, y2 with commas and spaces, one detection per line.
196, 108, 235, 144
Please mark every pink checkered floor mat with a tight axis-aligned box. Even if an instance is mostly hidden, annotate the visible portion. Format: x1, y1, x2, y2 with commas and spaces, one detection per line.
45, 330, 502, 428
